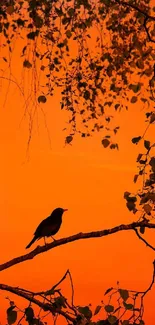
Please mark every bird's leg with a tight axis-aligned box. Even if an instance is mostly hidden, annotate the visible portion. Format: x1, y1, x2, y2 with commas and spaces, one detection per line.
51, 236, 56, 241
44, 237, 47, 247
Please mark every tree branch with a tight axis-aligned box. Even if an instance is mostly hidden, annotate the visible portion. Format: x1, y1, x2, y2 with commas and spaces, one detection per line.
116, 0, 155, 21
142, 260, 155, 298
116, 0, 155, 42
0, 283, 75, 322
0, 221, 155, 272
134, 228, 155, 250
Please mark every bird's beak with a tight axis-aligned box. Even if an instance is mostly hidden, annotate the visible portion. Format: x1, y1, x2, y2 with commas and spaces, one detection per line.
63, 208, 68, 212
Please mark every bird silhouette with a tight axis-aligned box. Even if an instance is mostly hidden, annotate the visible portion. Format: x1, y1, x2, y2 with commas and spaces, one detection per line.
26, 207, 68, 249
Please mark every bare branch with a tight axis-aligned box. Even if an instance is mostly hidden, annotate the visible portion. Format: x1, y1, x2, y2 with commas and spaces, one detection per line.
0, 221, 155, 272
36, 270, 69, 295
143, 16, 155, 43
140, 260, 155, 317
143, 260, 155, 298
134, 228, 155, 250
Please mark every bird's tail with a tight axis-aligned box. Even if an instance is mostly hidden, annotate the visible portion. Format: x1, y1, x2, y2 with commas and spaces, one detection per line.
26, 236, 37, 249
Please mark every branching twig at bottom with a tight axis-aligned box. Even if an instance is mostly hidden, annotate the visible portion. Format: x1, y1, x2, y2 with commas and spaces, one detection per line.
140, 260, 155, 318
0, 283, 75, 323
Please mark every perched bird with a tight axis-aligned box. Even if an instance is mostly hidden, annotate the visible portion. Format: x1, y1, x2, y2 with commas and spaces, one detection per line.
26, 207, 68, 249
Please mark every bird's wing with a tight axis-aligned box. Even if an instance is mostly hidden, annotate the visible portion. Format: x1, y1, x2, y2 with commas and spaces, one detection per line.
34, 216, 61, 237
34, 218, 47, 236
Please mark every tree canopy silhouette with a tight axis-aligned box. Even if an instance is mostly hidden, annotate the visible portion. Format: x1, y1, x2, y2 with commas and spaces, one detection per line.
0, 0, 155, 142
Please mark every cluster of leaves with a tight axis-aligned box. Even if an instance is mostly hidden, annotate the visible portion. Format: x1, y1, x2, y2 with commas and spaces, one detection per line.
1, 0, 155, 145
6, 300, 44, 325
75, 286, 146, 325
5, 284, 148, 325
124, 131, 155, 224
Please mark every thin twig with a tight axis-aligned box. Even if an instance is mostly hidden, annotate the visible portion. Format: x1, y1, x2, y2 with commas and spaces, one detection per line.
68, 270, 74, 308
134, 229, 155, 251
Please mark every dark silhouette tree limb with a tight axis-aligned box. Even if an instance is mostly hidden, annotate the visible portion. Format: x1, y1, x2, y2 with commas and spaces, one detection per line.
1, 261, 155, 324
0, 283, 75, 323
1, 220, 155, 273
116, 0, 155, 43
116, 0, 154, 20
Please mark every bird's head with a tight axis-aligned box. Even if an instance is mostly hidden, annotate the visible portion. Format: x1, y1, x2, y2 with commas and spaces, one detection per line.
54, 207, 68, 216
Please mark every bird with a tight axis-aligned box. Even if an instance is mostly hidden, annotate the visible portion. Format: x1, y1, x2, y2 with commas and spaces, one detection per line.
26, 207, 68, 249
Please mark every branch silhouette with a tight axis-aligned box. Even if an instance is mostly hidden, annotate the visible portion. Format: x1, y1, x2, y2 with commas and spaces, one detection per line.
134, 228, 155, 251
0, 283, 75, 322
1, 221, 155, 273
1, 261, 155, 324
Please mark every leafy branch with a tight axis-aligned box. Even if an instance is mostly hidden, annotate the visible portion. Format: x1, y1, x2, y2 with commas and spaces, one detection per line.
2, 260, 155, 325
1, 0, 155, 146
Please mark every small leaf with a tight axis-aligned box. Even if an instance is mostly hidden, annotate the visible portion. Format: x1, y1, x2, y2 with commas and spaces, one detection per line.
144, 68, 152, 76
104, 287, 113, 295
136, 59, 144, 69
105, 305, 114, 313
115, 104, 120, 110
25, 307, 34, 319
94, 305, 102, 315
124, 192, 130, 199
123, 302, 133, 310
78, 306, 92, 319
65, 135, 73, 144
132, 136, 141, 144
27, 31, 39, 40
7, 307, 17, 325
143, 204, 152, 215
102, 138, 110, 148
129, 83, 141, 93
108, 315, 118, 324
150, 113, 155, 123
139, 159, 146, 164
122, 320, 130, 325
84, 90, 90, 100
23, 59, 32, 68
133, 174, 138, 183
110, 144, 116, 149
7, 5, 14, 14
137, 153, 143, 162
140, 194, 149, 205
144, 140, 150, 150
53, 296, 66, 308
149, 157, 155, 172
66, 30, 72, 38
38, 95, 47, 103
131, 96, 137, 103
141, 97, 147, 103
126, 195, 137, 203
119, 289, 129, 301
126, 201, 136, 211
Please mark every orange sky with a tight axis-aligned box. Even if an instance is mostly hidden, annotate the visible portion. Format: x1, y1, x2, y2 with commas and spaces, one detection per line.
0, 37, 155, 324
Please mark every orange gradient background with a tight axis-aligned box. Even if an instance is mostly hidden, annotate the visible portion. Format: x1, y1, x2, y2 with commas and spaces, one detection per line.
0, 37, 155, 324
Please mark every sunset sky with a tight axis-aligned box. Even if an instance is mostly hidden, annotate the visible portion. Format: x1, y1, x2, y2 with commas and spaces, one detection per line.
0, 34, 155, 324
